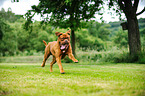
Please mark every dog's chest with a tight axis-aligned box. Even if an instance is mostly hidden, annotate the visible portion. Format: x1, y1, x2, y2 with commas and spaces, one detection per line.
62, 50, 66, 53
61, 52, 67, 59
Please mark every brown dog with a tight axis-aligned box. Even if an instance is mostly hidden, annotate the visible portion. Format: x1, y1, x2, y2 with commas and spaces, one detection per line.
41, 30, 78, 74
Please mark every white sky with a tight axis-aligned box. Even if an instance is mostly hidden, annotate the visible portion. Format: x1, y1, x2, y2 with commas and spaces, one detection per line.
0, 0, 145, 23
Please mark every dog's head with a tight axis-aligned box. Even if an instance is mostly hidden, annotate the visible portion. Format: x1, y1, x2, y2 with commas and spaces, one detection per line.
55, 30, 71, 51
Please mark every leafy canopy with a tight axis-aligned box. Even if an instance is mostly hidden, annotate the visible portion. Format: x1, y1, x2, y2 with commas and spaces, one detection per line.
25, 0, 104, 30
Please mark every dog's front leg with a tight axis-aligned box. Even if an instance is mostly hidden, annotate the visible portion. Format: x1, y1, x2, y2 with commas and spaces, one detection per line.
56, 57, 65, 74
68, 53, 78, 63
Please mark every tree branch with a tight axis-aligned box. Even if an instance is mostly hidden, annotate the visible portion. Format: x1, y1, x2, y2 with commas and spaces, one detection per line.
136, 7, 145, 16
118, 0, 125, 11
133, 0, 139, 12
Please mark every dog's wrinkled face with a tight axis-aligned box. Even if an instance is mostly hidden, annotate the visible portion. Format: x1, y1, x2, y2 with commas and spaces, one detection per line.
55, 30, 71, 51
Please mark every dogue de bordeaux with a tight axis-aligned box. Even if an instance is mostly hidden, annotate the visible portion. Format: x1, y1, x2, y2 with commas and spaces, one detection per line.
41, 30, 78, 74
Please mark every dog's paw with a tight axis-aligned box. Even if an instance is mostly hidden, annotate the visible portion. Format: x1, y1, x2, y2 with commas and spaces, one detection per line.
41, 64, 45, 67
74, 60, 78, 63
61, 72, 65, 74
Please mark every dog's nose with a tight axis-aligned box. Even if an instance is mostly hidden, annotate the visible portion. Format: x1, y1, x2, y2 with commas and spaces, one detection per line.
65, 40, 68, 43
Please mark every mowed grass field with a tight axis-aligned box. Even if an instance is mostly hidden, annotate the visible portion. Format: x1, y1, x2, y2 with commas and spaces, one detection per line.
0, 62, 145, 96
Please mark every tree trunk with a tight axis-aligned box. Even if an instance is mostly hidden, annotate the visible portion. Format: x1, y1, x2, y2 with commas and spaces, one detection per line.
126, 15, 141, 56
120, 0, 141, 57
71, 29, 76, 56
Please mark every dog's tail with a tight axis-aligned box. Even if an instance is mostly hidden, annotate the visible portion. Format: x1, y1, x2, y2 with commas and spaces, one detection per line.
43, 40, 47, 46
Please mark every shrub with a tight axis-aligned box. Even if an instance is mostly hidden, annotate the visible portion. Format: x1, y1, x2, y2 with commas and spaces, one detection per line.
138, 51, 145, 64
76, 48, 145, 64
76, 29, 104, 51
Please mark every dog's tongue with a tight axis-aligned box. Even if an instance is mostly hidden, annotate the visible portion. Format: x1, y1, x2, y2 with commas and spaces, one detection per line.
60, 45, 66, 50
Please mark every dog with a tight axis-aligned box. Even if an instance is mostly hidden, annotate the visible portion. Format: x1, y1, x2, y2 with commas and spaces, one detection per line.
41, 30, 78, 74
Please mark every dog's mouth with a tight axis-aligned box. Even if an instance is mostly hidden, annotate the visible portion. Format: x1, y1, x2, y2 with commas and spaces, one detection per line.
60, 44, 69, 50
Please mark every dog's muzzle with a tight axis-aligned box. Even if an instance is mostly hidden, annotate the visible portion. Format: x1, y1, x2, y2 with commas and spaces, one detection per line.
60, 44, 69, 50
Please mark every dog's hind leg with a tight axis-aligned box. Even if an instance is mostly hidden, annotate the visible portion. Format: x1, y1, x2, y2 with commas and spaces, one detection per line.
41, 53, 50, 67
41, 48, 50, 67
50, 56, 56, 72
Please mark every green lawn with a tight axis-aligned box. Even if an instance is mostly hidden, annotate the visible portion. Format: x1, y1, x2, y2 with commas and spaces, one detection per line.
0, 62, 145, 96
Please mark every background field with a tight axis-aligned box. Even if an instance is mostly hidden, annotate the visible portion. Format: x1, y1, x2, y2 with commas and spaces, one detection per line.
0, 62, 145, 96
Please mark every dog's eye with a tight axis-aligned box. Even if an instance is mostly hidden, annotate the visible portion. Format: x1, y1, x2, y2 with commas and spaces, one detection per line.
66, 37, 69, 40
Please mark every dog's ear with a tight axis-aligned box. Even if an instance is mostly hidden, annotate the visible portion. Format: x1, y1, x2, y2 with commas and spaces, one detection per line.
66, 30, 71, 35
55, 32, 62, 37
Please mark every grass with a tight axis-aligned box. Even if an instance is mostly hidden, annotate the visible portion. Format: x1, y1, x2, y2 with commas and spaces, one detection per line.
0, 62, 145, 96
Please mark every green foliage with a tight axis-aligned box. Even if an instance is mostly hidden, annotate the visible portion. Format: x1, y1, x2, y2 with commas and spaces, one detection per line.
138, 18, 145, 29
26, 0, 104, 30
1, 49, 145, 63
88, 21, 103, 36
0, 19, 5, 40
87, 21, 111, 41
76, 48, 145, 63
76, 21, 111, 51
140, 28, 145, 48
76, 29, 104, 51
109, 18, 145, 34
104, 50, 145, 64
25, 0, 105, 56
27, 22, 54, 51
0, 9, 55, 56
0, 19, 16, 56
0, 8, 23, 23
0, 7, 145, 64
97, 24, 111, 41
113, 28, 128, 48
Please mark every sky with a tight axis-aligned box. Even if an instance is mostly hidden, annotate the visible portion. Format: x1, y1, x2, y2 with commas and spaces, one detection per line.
0, 0, 145, 23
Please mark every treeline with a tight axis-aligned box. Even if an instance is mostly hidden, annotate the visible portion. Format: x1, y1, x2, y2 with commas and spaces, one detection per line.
0, 8, 145, 56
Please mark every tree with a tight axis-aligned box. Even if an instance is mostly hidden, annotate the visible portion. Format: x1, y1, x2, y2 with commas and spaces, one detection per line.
0, 19, 16, 56
25, 0, 104, 56
0, 8, 23, 23
109, 0, 145, 57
